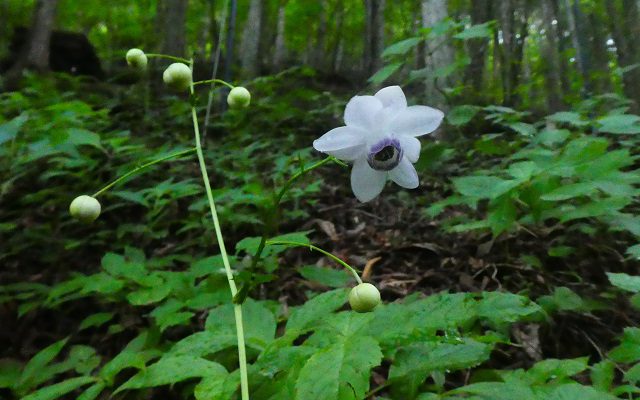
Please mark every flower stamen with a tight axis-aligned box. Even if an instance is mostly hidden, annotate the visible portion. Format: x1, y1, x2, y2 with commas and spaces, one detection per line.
367, 138, 402, 171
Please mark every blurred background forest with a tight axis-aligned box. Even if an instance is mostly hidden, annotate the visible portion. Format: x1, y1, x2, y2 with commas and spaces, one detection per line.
3, 0, 640, 399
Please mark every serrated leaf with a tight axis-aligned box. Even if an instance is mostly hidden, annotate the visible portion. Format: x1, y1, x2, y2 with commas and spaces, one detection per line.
527, 358, 589, 383
609, 328, 640, 363
299, 265, 353, 288
453, 176, 519, 199
206, 299, 276, 348
540, 182, 596, 201
591, 360, 615, 391
546, 383, 618, 400
115, 356, 227, 393
546, 112, 588, 127
454, 22, 492, 39
295, 335, 382, 400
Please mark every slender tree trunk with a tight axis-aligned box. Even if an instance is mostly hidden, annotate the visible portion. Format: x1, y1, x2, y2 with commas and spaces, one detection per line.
240, 0, 263, 77
563, 0, 591, 95
586, 4, 612, 94
421, 0, 452, 108
363, 0, 385, 76
272, 0, 287, 70
606, 0, 640, 110
161, 0, 188, 57
330, 2, 346, 74
463, 0, 490, 95
311, 1, 328, 71
541, 0, 564, 110
223, 0, 237, 86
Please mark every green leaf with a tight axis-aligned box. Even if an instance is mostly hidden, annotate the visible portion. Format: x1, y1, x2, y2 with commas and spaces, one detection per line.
591, 360, 615, 391
295, 335, 382, 400
0, 113, 28, 145
76, 382, 106, 400
624, 363, 640, 384
115, 356, 227, 393
598, 114, 640, 134
540, 182, 597, 201
506, 122, 537, 136
609, 328, 640, 363
67, 128, 102, 148
389, 339, 492, 381
126, 285, 171, 306
447, 105, 481, 126
453, 176, 519, 199
451, 379, 536, 400
546, 112, 589, 127
78, 312, 115, 331
19, 338, 69, 390
0, 359, 22, 388
454, 22, 493, 39
206, 299, 276, 348
298, 265, 353, 288
169, 331, 238, 358
368, 62, 403, 85
100, 350, 160, 384
194, 372, 235, 400
546, 383, 618, 400
527, 358, 589, 383
285, 289, 349, 335
478, 292, 542, 327
382, 37, 421, 58
607, 272, 640, 293
535, 129, 571, 146
21, 377, 96, 400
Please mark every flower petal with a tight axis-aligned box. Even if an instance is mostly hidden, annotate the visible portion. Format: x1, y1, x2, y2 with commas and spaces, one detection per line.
398, 135, 421, 163
351, 158, 386, 202
391, 105, 444, 137
388, 158, 419, 189
375, 86, 407, 111
313, 126, 366, 160
344, 95, 383, 130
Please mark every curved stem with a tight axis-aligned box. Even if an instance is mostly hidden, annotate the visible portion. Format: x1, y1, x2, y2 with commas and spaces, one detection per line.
145, 53, 191, 64
193, 79, 235, 90
188, 60, 250, 400
265, 240, 363, 284
92, 147, 196, 198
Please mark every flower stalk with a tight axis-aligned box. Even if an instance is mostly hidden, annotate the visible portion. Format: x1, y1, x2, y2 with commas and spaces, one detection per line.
188, 60, 249, 400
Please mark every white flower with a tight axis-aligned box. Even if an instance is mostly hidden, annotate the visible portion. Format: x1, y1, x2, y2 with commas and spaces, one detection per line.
313, 86, 444, 202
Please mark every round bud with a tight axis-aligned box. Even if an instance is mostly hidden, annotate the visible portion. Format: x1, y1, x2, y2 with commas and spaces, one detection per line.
126, 48, 147, 71
349, 283, 381, 313
162, 63, 192, 92
227, 86, 251, 109
69, 195, 101, 223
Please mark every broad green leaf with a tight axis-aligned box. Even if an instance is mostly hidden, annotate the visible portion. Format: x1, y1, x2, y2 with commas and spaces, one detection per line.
382, 37, 421, 57
0, 359, 21, 388
598, 115, 640, 134
67, 128, 102, 148
447, 105, 481, 126
295, 335, 382, 400
540, 182, 596, 201
546, 112, 588, 127
369, 62, 403, 85
506, 122, 536, 136
194, 372, 235, 400
126, 285, 171, 306
100, 350, 160, 384
545, 383, 618, 400
527, 358, 589, 383
535, 129, 571, 146
488, 196, 516, 236
206, 299, 276, 348
609, 328, 640, 363
454, 22, 492, 39
607, 272, 640, 293
298, 265, 353, 288
389, 339, 492, 381
285, 289, 348, 335
169, 331, 238, 357
450, 379, 536, 400
76, 382, 106, 400
22, 377, 96, 400
0, 113, 28, 145
624, 363, 640, 384
591, 360, 615, 392
115, 356, 227, 393
453, 176, 519, 199
478, 292, 542, 327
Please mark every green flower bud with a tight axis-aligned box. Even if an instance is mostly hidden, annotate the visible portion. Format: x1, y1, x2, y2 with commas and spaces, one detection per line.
349, 283, 381, 313
227, 86, 251, 109
126, 48, 147, 71
163, 63, 192, 92
69, 195, 101, 223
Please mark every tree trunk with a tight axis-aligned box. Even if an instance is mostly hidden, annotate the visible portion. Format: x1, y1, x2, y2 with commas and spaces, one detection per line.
272, 0, 287, 70
240, 0, 263, 77
330, 2, 346, 74
586, 3, 612, 94
223, 0, 237, 84
563, 0, 591, 95
606, 0, 640, 110
311, 1, 328, 71
161, 0, 188, 57
463, 0, 490, 95
421, 0, 452, 108
363, 0, 385, 76
541, 0, 563, 110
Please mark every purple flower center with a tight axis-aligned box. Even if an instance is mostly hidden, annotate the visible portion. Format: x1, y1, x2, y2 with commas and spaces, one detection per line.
367, 138, 402, 171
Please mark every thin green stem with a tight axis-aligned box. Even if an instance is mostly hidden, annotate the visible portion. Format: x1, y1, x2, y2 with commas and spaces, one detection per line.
145, 53, 191, 64
265, 240, 363, 284
92, 147, 196, 197
188, 60, 249, 400
232, 156, 346, 303
193, 79, 235, 90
